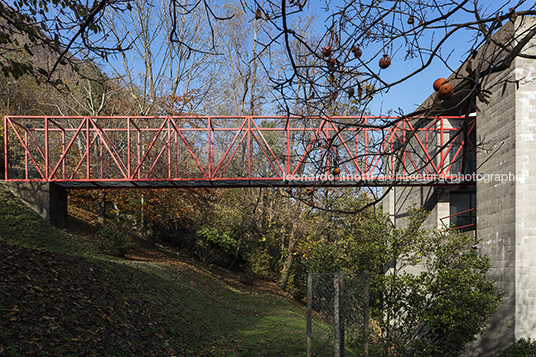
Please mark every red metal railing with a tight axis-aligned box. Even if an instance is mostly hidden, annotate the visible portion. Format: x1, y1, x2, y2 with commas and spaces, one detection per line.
440, 208, 477, 231
3, 115, 476, 188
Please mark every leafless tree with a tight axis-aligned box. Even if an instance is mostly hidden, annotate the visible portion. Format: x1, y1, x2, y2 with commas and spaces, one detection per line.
101, 0, 216, 115
0, 0, 133, 82
5, 1, 536, 116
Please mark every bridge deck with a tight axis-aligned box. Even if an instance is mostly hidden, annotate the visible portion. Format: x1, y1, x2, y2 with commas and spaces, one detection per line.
43, 178, 473, 189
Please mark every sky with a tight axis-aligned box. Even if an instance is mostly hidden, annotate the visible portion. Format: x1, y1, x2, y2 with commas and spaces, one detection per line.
351, 0, 518, 115
366, 29, 471, 115
95, 0, 519, 117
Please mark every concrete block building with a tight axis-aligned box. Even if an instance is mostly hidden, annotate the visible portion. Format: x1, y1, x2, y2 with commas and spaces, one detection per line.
384, 17, 536, 355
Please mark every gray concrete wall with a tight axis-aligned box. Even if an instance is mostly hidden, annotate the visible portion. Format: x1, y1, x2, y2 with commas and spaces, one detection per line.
512, 16, 536, 343
469, 16, 536, 356
1, 181, 68, 228
385, 185, 448, 230
384, 16, 536, 357
470, 59, 517, 357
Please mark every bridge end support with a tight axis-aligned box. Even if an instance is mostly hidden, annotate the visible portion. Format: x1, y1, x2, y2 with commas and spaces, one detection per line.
4, 182, 67, 229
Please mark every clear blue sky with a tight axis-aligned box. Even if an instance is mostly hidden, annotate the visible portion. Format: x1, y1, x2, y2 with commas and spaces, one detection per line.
99, 0, 516, 116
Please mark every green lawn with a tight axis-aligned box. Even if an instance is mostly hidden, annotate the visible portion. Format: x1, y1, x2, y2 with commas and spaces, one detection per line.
0, 185, 334, 356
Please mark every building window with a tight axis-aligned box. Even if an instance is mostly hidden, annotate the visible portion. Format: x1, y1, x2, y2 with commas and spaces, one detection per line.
449, 129, 477, 175
449, 192, 476, 231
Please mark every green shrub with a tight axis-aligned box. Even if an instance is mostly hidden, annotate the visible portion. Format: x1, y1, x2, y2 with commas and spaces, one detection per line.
500, 338, 536, 357
248, 248, 276, 281
195, 225, 237, 265
303, 207, 501, 357
96, 224, 137, 258
376, 208, 501, 357
305, 241, 346, 274
196, 226, 236, 252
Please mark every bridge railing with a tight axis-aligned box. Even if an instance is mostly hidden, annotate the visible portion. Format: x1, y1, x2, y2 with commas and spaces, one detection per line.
3, 115, 475, 188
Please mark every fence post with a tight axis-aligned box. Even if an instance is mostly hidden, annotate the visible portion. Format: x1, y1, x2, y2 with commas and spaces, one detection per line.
363, 270, 370, 357
307, 273, 312, 357
340, 273, 345, 357
334, 272, 341, 357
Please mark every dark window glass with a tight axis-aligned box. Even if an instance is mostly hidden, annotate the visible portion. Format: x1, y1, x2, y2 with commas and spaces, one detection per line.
449, 192, 476, 231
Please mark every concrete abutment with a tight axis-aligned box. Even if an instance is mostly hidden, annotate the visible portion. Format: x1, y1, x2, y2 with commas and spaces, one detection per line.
1, 181, 67, 229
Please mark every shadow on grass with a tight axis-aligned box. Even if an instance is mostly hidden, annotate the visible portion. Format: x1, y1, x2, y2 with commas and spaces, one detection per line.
0, 184, 336, 356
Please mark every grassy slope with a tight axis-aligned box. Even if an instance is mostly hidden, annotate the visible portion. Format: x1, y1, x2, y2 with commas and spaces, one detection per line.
0, 186, 333, 356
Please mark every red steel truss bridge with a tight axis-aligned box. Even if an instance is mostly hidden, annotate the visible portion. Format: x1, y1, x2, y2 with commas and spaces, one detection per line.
3, 115, 476, 189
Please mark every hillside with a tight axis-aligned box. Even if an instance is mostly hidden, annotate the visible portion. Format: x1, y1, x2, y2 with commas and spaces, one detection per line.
0, 185, 332, 356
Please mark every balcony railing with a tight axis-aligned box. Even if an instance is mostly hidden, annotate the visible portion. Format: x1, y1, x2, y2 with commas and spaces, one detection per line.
440, 208, 476, 232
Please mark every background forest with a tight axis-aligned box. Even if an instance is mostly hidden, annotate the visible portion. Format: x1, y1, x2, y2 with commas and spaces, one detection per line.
0, 0, 378, 296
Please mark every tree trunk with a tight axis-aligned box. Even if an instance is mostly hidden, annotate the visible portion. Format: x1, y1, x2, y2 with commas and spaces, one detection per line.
140, 193, 145, 236
227, 233, 243, 270
278, 223, 296, 290
97, 190, 106, 225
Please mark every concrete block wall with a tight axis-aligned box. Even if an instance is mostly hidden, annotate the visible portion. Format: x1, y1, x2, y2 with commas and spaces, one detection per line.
470, 63, 517, 356
384, 16, 536, 357
469, 16, 536, 356
512, 16, 536, 343
386, 185, 449, 230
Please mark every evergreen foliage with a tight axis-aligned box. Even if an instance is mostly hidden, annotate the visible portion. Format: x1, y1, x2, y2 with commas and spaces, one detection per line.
500, 338, 536, 357
305, 207, 501, 356
96, 223, 137, 258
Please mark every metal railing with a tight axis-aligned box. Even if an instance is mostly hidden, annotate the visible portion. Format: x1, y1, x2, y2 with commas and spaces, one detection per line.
440, 208, 476, 231
4, 115, 476, 188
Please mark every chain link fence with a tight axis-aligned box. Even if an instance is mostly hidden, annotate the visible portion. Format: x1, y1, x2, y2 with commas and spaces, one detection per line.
306, 271, 370, 357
